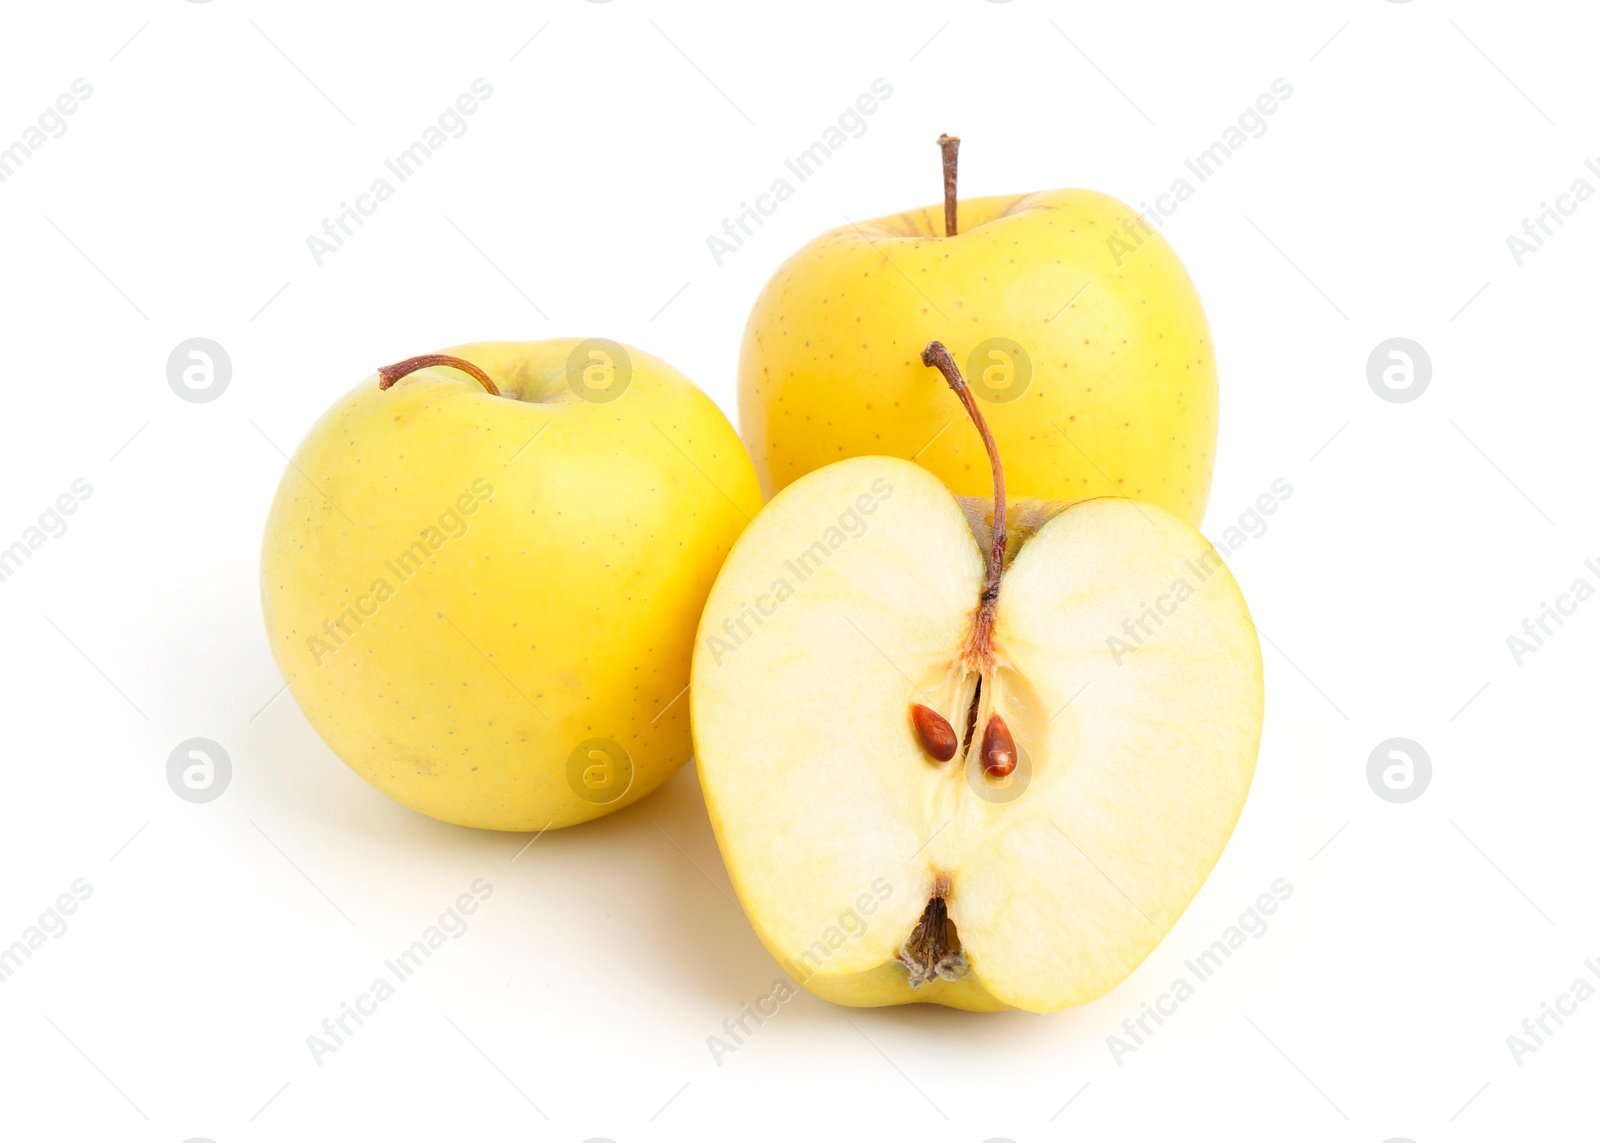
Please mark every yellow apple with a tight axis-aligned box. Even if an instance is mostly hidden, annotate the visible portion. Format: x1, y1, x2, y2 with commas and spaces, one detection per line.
739, 186, 1217, 525
693, 343, 1261, 1011
260, 339, 761, 830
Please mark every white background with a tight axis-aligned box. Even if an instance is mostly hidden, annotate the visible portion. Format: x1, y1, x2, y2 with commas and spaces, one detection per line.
0, 1, 1594, 1140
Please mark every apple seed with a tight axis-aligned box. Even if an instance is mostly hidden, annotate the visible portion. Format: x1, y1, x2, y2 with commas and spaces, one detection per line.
982, 713, 1017, 778
910, 703, 958, 762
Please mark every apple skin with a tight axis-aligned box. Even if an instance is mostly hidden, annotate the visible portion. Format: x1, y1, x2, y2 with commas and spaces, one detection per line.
738, 190, 1217, 526
260, 339, 762, 831
691, 457, 1263, 1012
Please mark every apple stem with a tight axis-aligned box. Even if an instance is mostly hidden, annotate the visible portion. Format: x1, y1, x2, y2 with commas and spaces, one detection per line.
937, 134, 960, 238
377, 354, 501, 398
921, 341, 1005, 608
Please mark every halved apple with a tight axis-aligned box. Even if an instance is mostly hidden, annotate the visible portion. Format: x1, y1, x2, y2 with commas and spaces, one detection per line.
691, 343, 1263, 1012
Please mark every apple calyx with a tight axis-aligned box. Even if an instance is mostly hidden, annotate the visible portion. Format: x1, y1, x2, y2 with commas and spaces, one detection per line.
377, 354, 501, 398
936, 133, 960, 238
896, 877, 968, 987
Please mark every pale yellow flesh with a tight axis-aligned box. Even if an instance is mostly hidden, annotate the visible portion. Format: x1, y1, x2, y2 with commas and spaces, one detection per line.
738, 190, 1218, 525
261, 340, 762, 830
691, 458, 1262, 1012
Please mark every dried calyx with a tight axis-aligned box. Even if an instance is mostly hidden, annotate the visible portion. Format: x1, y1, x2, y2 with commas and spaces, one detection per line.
896, 880, 968, 988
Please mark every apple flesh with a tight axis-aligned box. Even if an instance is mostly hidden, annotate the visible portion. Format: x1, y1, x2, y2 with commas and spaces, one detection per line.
738, 189, 1218, 525
692, 378, 1261, 1010
260, 340, 762, 831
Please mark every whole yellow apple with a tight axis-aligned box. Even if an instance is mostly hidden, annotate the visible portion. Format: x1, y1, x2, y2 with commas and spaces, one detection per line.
738, 183, 1217, 525
260, 339, 761, 830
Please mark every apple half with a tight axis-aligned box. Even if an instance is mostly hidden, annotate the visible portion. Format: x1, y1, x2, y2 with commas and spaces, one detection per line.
691, 343, 1263, 1012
